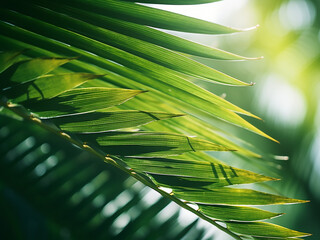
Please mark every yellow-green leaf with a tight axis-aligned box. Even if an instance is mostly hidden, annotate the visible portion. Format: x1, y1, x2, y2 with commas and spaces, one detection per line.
77, 131, 232, 157
48, 110, 183, 133
226, 222, 310, 238
3, 73, 100, 102
173, 188, 308, 205
198, 204, 282, 221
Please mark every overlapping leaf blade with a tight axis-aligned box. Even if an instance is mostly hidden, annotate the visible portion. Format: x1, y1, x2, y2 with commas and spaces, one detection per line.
3, 73, 101, 102
0, 19, 278, 142
54, 0, 244, 34
0, 7, 249, 86
0, 0, 273, 141
0, 22, 252, 114
11, 3, 254, 84
40, 3, 251, 60
0, 57, 71, 88
24, 87, 144, 118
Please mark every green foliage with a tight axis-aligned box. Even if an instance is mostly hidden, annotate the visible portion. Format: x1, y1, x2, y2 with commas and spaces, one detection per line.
0, 0, 310, 239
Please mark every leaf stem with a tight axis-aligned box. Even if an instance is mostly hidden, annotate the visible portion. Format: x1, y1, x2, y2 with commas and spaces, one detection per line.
1, 100, 243, 240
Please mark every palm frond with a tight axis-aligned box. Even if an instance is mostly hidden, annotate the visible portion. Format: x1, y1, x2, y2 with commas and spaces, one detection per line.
0, 0, 310, 239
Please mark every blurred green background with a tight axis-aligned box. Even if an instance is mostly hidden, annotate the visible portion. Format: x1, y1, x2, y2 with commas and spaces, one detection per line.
1, 0, 319, 239
187, 0, 320, 239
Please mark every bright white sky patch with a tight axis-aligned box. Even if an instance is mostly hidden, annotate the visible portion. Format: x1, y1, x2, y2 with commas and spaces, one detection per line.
279, 0, 315, 30
144, 0, 248, 24
256, 74, 307, 128
140, 187, 162, 208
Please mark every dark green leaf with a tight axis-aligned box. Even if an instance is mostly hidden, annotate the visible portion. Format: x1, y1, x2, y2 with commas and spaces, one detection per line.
0, 49, 26, 74
0, 107, 23, 121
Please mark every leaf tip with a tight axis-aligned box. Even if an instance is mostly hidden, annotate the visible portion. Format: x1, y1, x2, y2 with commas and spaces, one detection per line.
263, 134, 279, 143
273, 155, 289, 161
132, 89, 149, 96
224, 147, 238, 152
243, 24, 260, 31
274, 138, 280, 144
68, 56, 80, 61
95, 74, 107, 78
286, 198, 310, 204
249, 112, 262, 120
245, 55, 264, 61
173, 113, 186, 118
269, 177, 281, 181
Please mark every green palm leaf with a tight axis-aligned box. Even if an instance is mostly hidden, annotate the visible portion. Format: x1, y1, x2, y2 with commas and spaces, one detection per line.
172, 188, 307, 205
48, 110, 184, 133
198, 204, 282, 222
226, 222, 310, 238
78, 131, 231, 157
123, 157, 275, 184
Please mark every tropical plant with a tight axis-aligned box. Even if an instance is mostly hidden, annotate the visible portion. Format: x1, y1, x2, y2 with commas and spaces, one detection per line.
0, 0, 311, 239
